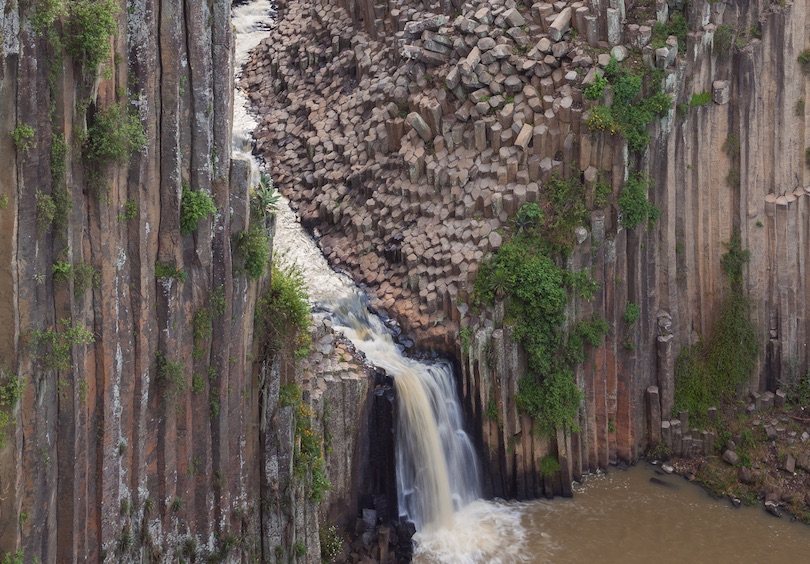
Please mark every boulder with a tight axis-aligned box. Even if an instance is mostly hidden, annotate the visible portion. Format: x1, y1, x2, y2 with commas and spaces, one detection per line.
722, 450, 739, 466
503, 8, 526, 28
405, 112, 432, 142
548, 8, 572, 42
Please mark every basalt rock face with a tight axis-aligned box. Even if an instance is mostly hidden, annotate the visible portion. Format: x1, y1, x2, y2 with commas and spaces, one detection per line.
244, 0, 810, 497
0, 2, 375, 562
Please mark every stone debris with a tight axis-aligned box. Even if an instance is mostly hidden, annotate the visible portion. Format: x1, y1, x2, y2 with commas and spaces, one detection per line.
241, 0, 695, 348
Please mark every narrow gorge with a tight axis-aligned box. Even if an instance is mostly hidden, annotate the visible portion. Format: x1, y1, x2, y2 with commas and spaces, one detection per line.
1, 0, 809, 562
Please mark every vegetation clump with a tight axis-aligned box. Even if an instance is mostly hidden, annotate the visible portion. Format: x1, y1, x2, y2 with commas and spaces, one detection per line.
587, 58, 670, 153
11, 124, 36, 155
279, 383, 330, 502
474, 200, 605, 435
713, 24, 734, 59
236, 225, 271, 280
584, 73, 608, 100
651, 11, 688, 54
673, 234, 757, 424
85, 103, 146, 166
155, 351, 187, 400
155, 261, 187, 283
250, 172, 280, 219
64, 0, 118, 72
29, 319, 95, 372
0, 374, 24, 448
180, 183, 217, 235
618, 173, 659, 229
256, 262, 312, 361
539, 454, 561, 477
799, 49, 810, 74
690, 91, 712, 107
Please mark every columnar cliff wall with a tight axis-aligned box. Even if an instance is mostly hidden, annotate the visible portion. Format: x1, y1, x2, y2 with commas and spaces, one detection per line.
0, 2, 376, 562
244, 0, 810, 498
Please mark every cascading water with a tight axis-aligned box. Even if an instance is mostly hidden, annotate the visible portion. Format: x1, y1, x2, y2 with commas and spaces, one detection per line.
232, 2, 526, 561
327, 298, 481, 531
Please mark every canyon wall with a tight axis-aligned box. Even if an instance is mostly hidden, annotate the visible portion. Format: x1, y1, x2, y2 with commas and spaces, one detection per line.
244, 0, 810, 499
0, 2, 374, 562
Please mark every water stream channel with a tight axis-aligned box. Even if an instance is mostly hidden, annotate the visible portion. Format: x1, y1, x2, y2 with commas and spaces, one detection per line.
232, 2, 809, 562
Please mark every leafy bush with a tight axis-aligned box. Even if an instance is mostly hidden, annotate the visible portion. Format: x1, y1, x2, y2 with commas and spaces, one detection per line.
155, 261, 187, 283
29, 319, 95, 372
539, 454, 561, 477
155, 352, 186, 400
799, 49, 810, 74
33, 0, 65, 34
586, 105, 617, 134
714, 24, 733, 59
236, 225, 271, 280
651, 11, 688, 53
36, 190, 57, 232
619, 173, 659, 229
256, 262, 312, 360
85, 103, 146, 165
723, 134, 740, 158
584, 73, 608, 100
624, 302, 641, 325
320, 526, 342, 561
65, 0, 118, 72
674, 235, 757, 423
690, 91, 712, 107
588, 59, 671, 153
11, 124, 35, 154
251, 172, 280, 219
180, 184, 217, 235
52, 261, 73, 283
0, 374, 24, 448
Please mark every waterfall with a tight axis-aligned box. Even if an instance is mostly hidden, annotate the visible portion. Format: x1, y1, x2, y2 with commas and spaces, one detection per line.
329, 297, 481, 531
233, 3, 526, 561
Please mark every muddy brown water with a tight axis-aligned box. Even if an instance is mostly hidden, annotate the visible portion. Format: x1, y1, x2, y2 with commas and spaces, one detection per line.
413, 464, 809, 563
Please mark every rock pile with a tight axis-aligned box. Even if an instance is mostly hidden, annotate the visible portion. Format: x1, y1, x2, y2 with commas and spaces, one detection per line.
241, 0, 677, 346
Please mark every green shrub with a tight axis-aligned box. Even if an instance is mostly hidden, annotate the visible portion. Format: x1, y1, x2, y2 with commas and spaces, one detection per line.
29, 319, 95, 372
251, 172, 280, 219
539, 454, 561, 477
674, 235, 757, 423
796, 99, 805, 116
714, 24, 733, 59
36, 190, 57, 232
33, 0, 65, 33
584, 73, 608, 100
586, 105, 617, 134
651, 12, 688, 53
0, 195, 7, 210
798, 49, 810, 74
485, 396, 499, 421
50, 133, 71, 231
723, 134, 740, 158
155, 261, 187, 283
805, 148, 810, 168
85, 103, 146, 165
256, 262, 312, 359
0, 375, 25, 448
690, 91, 712, 107
73, 262, 100, 297
12, 124, 35, 154
726, 167, 741, 188
624, 302, 641, 325
236, 225, 271, 280
52, 261, 73, 283
65, 0, 118, 72
117, 199, 137, 222
180, 184, 217, 235
590, 59, 670, 153
619, 173, 659, 229
320, 526, 342, 561
155, 351, 186, 400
